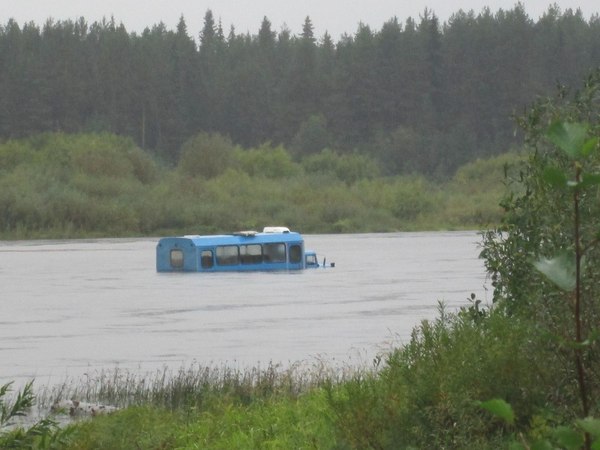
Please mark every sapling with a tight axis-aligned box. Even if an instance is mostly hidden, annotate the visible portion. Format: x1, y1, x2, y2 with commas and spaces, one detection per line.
482, 121, 600, 450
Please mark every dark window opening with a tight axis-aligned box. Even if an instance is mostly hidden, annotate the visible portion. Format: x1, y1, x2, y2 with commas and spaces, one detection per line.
290, 244, 302, 263
241, 244, 262, 264
201, 250, 214, 269
216, 246, 239, 265
305, 254, 318, 267
263, 243, 286, 263
170, 249, 184, 269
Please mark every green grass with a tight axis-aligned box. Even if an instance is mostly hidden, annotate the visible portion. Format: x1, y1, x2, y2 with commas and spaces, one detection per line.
42, 362, 348, 449
61, 390, 336, 450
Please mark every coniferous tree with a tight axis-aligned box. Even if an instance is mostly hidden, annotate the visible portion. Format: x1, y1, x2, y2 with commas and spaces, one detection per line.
173, 16, 201, 140
282, 16, 319, 147
0, 20, 48, 137
416, 10, 443, 130
198, 9, 222, 132
328, 23, 378, 148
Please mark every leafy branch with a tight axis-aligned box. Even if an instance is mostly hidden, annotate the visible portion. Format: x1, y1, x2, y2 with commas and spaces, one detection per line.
535, 121, 599, 424
481, 121, 600, 450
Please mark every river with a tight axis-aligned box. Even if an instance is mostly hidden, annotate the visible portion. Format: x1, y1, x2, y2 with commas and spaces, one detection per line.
1, 231, 490, 388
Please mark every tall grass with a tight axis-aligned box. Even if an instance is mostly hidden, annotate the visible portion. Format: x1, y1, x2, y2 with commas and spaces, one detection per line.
36, 360, 359, 413
35, 361, 362, 450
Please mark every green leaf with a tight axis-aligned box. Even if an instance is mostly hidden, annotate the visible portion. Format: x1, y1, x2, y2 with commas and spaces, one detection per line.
553, 426, 584, 450
533, 251, 576, 291
577, 417, 600, 436
581, 137, 599, 157
579, 173, 600, 189
542, 166, 568, 188
479, 399, 515, 425
546, 121, 590, 159
530, 439, 553, 450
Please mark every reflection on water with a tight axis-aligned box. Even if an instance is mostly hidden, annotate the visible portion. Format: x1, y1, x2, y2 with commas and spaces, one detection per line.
0, 232, 489, 387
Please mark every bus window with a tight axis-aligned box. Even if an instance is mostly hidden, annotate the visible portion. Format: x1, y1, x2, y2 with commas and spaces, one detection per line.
289, 244, 302, 263
240, 244, 262, 264
201, 250, 214, 269
216, 245, 239, 265
305, 253, 318, 267
170, 249, 184, 269
263, 243, 286, 263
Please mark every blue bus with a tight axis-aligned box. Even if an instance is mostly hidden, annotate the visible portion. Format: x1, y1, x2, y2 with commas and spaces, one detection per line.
156, 227, 322, 272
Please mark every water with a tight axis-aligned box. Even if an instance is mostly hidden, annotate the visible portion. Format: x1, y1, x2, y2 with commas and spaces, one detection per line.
0, 232, 489, 388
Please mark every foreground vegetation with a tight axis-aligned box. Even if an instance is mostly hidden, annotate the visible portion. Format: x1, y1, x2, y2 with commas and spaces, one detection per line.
0, 130, 517, 239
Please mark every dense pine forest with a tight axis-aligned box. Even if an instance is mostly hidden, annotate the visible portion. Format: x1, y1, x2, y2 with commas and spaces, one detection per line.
1, 5, 599, 178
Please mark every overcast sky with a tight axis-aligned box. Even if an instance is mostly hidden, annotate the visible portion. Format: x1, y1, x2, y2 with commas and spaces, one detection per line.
3, 1, 598, 40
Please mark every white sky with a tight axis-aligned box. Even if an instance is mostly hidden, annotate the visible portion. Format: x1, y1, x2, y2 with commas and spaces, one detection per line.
2, 1, 598, 40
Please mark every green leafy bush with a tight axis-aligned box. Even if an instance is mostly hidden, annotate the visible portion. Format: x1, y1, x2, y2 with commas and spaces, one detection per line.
327, 304, 539, 449
302, 148, 380, 184
178, 132, 237, 179
234, 143, 300, 179
0, 128, 507, 237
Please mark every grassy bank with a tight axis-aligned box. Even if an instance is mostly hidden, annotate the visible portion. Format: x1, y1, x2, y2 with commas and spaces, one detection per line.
0, 132, 523, 239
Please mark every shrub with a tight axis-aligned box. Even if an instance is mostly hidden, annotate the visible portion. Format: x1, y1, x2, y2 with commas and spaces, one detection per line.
234, 143, 299, 179
178, 132, 236, 178
480, 70, 600, 449
327, 304, 539, 449
302, 148, 381, 184
377, 176, 437, 222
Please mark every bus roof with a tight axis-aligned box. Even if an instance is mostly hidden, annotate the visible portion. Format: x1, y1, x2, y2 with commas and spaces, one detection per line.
159, 230, 303, 248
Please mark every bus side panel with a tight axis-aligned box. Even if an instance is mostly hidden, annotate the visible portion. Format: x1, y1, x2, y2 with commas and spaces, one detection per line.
285, 241, 305, 271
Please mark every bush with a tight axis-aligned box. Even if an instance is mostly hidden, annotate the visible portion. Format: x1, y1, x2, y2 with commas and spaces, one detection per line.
234, 143, 299, 179
327, 305, 539, 449
178, 132, 236, 178
379, 176, 437, 221
0, 129, 507, 238
302, 148, 380, 184
480, 71, 600, 448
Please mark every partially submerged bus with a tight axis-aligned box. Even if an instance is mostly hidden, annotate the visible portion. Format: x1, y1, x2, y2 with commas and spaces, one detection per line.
156, 227, 326, 272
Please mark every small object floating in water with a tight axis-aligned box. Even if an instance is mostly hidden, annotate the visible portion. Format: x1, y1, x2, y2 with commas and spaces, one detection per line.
51, 399, 119, 417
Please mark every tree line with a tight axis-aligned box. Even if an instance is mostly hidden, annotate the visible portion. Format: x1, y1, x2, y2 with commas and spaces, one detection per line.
0, 130, 518, 237
1, 5, 599, 177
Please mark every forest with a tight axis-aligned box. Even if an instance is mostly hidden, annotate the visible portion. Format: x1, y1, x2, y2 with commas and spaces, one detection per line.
1, 4, 599, 179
